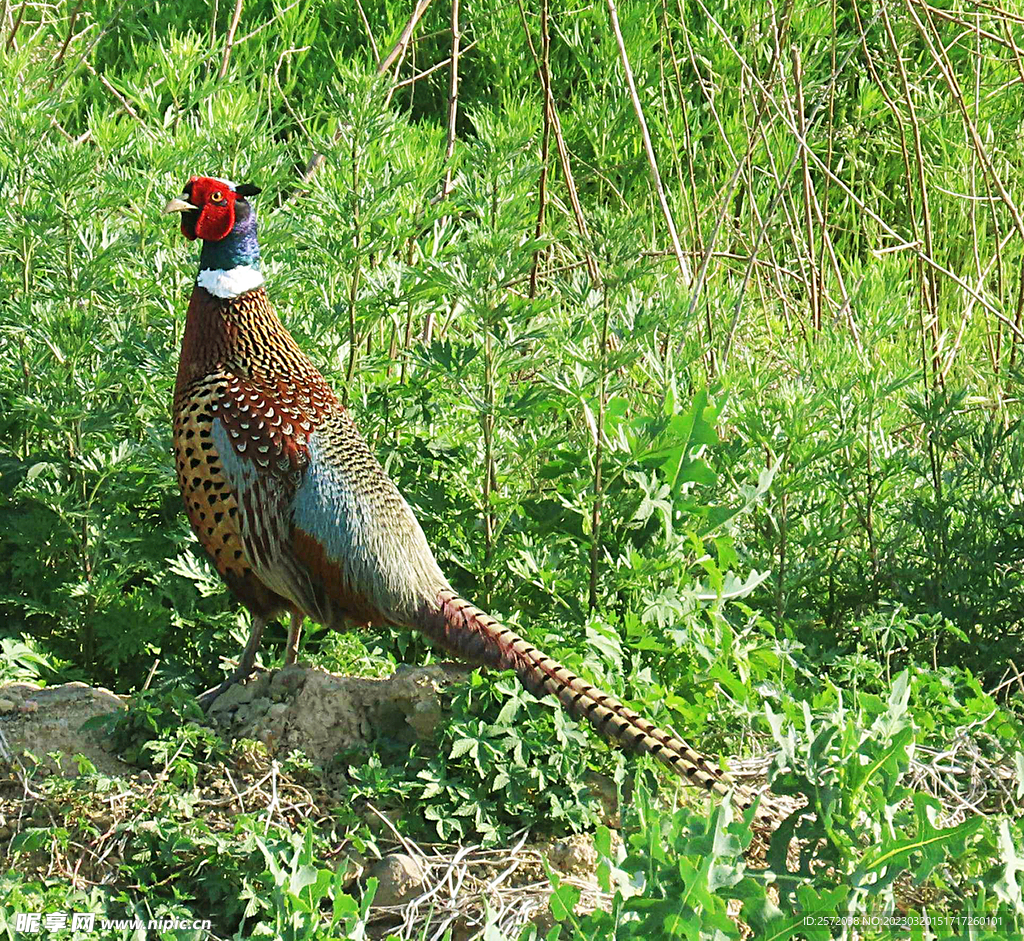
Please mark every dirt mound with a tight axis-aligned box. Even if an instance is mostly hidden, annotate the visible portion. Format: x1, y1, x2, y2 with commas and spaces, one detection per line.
0, 681, 130, 778
204, 663, 472, 765
0, 664, 472, 778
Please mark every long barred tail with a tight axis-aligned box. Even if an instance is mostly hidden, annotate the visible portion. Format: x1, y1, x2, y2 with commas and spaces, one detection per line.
424, 590, 759, 810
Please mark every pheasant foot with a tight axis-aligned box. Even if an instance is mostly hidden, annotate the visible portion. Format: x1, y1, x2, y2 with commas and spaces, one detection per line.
198, 615, 270, 711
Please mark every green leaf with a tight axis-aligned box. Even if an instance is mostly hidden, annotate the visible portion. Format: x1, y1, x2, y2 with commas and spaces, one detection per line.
859, 793, 985, 881
548, 882, 581, 923
990, 818, 1024, 914
449, 737, 477, 760
10, 827, 52, 854
847, 725, 913, 805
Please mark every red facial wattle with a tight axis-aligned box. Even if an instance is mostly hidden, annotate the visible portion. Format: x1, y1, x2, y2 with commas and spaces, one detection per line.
179, 177, 238, 242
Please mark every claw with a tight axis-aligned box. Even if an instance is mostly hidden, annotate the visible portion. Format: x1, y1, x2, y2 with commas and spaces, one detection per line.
197, 616, 270, 711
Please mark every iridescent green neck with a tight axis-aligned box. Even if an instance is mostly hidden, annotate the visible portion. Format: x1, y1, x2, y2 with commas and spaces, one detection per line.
198, 200, 260, 273
196, 199, 264, 298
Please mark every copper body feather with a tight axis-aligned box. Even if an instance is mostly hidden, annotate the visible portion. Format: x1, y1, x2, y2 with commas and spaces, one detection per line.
172, 230, 761, 814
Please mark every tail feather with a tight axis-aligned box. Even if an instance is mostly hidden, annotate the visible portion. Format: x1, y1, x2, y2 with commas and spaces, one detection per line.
425, 590, 758, 809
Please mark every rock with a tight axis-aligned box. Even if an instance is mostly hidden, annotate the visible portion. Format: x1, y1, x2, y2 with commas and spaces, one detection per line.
248, 672, 272, 699
335, 848, 367, 889
540, 830, 623, 880
584, 771, 619, 827
270, 666, 306, 700
207, 679, 255, 713
219, 664, 470, 768
370, 852, 427, 907
543, 834, 598, 877
0, 663, 471, 786
0, 699, 15, 714
406, 696, 443, 740
0, 682, 128, 778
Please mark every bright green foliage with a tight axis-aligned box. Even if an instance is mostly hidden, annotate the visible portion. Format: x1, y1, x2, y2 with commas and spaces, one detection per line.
84, 685, 224, 784
1, 0, 1023, 938
249, 827, 379, 940
545, 706, 1022, 941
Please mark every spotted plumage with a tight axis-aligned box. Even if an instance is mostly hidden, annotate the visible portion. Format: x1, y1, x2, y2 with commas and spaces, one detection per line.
166, 175, 765, 814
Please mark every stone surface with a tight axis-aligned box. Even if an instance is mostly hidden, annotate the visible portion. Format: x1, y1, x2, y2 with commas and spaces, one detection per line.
541, 830, 623, 878
211, 664, 471, 767
369, 852, 427, 907
0, 681, 128, 777
207, 678, 255, 712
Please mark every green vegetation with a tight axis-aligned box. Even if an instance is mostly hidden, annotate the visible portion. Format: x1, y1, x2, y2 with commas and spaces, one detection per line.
1, 0, 1023, 937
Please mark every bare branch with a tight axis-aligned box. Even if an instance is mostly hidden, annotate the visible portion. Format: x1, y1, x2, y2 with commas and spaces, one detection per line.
379, 0, 435, 76
82, 60, 156, 140
517, 0, 598, 282
603, 0, 691, 291
529, 0, 552, 299
6, 0, 26, 50
218, 0, 244, 81
49, 0, 83, 84
441, 0, 461, 197
390, 41, 478, 89
303, 0, 436, 182
354, 0, 380, 67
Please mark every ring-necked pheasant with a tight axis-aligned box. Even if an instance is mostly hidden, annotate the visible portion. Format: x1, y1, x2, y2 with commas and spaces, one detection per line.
165, 175, 761, 812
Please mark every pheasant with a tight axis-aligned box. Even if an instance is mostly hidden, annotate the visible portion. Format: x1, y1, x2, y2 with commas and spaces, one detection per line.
164, 175, 761, 812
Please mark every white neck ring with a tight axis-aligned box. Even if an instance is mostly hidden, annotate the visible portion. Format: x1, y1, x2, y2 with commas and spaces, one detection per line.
197, 265, 264, 299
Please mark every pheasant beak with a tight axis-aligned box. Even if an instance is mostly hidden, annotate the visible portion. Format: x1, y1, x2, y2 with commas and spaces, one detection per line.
164, 197, 198, 213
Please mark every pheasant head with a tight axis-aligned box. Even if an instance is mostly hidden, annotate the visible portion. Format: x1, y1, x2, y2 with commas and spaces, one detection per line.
165, 176, 263, 299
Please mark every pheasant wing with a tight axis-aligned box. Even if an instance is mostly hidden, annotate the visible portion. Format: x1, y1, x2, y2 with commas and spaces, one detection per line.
208, 379, 321, 616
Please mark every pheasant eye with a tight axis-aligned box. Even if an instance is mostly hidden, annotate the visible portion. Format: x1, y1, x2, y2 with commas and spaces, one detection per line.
211, 190, 224, 202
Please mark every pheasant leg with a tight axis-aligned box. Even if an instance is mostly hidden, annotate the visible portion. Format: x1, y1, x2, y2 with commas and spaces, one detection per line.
285, 610, 303, 666
197, 615, 268, 710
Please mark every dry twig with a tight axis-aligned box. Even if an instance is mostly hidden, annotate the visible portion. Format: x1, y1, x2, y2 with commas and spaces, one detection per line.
303, 0, 436, 181
218, 0, 244, 80
603, 0, 691, 291
441, 0, 460, 197
517, 0, 598, 282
